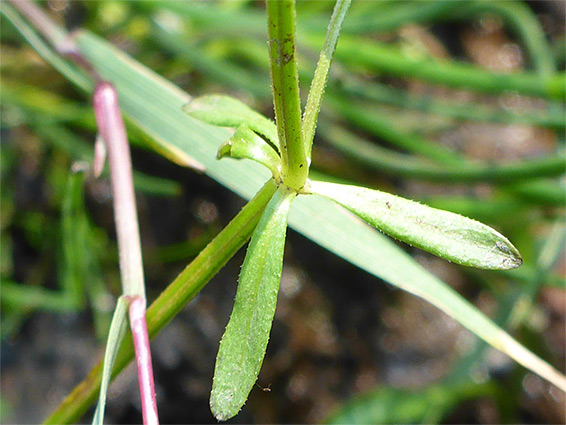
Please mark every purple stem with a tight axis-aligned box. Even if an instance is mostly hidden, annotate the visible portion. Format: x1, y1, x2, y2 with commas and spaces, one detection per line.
93, 82, 159, 424
93, 82, 145, 297
129, 296, 159, 425
7, 2, 160, 422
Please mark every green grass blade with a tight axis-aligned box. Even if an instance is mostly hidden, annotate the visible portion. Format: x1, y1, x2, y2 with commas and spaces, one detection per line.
92, 296, 129, 425
303, 0, 351, 154
329, 36, 565, 100
305, 180, 522, 270
211, 186, 295, 421
320, 124, 566, 183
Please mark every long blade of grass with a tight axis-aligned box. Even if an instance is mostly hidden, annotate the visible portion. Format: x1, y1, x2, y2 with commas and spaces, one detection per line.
211, 187, 295, 421
92, 296, 129, 425
302, 0, 351, 154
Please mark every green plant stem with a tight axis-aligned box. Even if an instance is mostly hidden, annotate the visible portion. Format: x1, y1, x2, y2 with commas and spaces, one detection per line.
337, 79, 565, 129
320, 124, 566, 183
505, 180, 566, 206
267, 0, 308, 190
326, 36, 565, 100
303, 0, 351, 156
43, 179, 277, 425
326, 97, 459, 163
146, 14, 564, 129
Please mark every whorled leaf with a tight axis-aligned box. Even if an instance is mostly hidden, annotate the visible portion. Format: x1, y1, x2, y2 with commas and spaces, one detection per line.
217, 124, 281, 178
210, 186, 295, 421
183, 95, 279, 149
306, 180, 522, 270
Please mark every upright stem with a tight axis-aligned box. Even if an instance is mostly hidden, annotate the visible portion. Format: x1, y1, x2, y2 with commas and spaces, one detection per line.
267, 0, 308, 190
129, 296, 159, 425
93, 82, 145, 298
93, 82, 158, 424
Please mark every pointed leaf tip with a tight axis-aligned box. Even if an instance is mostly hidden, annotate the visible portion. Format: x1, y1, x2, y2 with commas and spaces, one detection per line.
307, 180, 522, 270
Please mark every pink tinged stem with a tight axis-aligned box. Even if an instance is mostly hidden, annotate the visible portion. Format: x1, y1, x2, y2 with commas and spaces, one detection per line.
129, 296, 159, 425
93, 82, 159, 424
93, 82, 144, 297
8, 2, 159, 420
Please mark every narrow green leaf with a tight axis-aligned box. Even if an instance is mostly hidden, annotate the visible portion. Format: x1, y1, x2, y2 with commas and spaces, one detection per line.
211, 186, 295, 421
303, 0, 352, 155
92, 296, 129, 425
217, 124, 281, 178
306, 180, 522, 270
182, 95, 279, 148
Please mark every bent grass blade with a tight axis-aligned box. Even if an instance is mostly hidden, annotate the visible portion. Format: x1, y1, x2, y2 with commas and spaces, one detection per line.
210, 187, 296, 421
93, 296, 129, 425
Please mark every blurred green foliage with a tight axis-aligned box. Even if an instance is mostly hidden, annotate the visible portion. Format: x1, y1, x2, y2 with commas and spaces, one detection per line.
1, 1, 564, 423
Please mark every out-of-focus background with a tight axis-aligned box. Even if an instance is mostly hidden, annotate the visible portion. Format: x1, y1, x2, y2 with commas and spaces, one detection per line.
1, 1, 565, 423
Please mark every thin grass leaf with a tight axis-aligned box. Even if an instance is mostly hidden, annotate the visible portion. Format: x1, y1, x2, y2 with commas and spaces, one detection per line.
183, 95, 279, 149
306, 180, 522, 270
93, 296, 129, 425
0, 171, 87, 313
211, 186, 295, 421
303, 0, 351, 154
